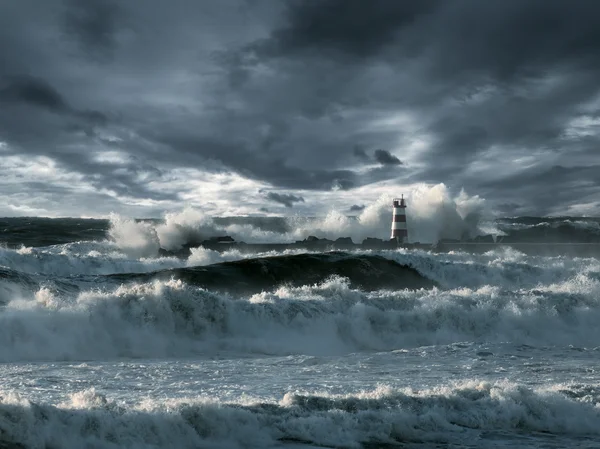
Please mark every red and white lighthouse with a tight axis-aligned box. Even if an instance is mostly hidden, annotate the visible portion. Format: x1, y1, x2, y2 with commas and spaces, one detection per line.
391, 195, 408, 244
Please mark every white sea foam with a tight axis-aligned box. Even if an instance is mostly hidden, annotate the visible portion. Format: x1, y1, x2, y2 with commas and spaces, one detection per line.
0, 381, 598, 449
0, 244, 184, 277
376, 247, 600, 290
186, 246, 309, 266
0, 243, 312, 278
497, 218, 600, 233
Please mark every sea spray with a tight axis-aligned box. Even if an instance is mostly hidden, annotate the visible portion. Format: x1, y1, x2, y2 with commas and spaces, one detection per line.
107, 213, 160, 258
155, 208, 224, 251
103, 184, 490, 255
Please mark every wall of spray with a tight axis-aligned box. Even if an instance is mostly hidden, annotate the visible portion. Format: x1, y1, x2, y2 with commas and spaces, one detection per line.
106, 183, 489, 256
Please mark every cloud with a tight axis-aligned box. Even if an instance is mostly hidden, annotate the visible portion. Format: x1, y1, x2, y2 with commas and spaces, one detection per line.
495, 202, 524, 216
0, 0, 600, 217
0, 74, 107, 133
257, 0, 439, 59
263, 192, 306, 208
373, 149, 403, 166
62, 0, 121, 61
0, 75, 68, 111
353, 146, 370, 161
353, 147, 403, 167
349, 204, 365, 212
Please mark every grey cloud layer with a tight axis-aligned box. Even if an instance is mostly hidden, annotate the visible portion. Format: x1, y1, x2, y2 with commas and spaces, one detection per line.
1, 0, 600, 216
62, 0, 121, 61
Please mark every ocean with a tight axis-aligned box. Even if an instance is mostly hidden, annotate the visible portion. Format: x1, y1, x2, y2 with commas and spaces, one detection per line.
1, 212, 600, 448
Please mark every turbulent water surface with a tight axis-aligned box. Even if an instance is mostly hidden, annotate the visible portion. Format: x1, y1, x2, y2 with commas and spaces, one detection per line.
1, 215, 600, 448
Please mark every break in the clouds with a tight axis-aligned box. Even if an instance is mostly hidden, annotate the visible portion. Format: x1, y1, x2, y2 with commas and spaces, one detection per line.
1, 0, 600, 217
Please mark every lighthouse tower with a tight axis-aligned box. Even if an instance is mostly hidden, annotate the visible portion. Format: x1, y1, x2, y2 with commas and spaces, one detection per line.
391, 195, 408, 244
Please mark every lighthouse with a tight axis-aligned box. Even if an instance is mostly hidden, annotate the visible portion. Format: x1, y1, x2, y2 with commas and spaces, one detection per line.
391, 195, 408, 244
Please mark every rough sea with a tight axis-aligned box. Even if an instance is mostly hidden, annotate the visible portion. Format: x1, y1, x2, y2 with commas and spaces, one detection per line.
1, 210, 600, 449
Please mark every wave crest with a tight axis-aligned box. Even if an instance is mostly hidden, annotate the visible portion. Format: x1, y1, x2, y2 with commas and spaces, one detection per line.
0, 266, 599, 362
1, 382, 599, 448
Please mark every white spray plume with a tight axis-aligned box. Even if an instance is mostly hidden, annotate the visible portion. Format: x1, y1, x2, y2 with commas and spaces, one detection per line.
107, 214, 160, 258
288, 183, 487, 243
107, 183, 488, 256
406, 184, 486, 243
155, 207, 223, 251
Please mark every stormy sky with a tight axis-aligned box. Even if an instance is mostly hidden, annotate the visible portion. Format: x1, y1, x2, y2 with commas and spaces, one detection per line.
1, 0, 600, 218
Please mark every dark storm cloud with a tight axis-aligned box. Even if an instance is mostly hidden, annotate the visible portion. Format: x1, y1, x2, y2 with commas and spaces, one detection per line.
405, 1, 600, 182
495, 203, 525, 216
485, 165, 600, 190
2, 0, 600, 216
62, 0, 121, 61
0, 75, 68, 112
257, 0, 439, 58
349, 204, 365, 212
425, 1, 600, 82
353, 146, 370, 162
230, 0, 600, 212
154, 132, 359, 190
373, 149, 402, 166
353, 147, 402, 166
0, 75, 107, 125
79, 161, 174, 201
263, 192, 305, 208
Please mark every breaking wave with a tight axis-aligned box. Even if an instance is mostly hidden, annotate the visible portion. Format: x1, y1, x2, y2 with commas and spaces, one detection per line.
1, 240, 599, 363
0, 243, 183, 277
1, 381, 599, 448
382, 247, 600, 290
0, 264, 599, 362
110, 252, 437, 293
0, 242, 307, 277
496, 217, 600, 243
